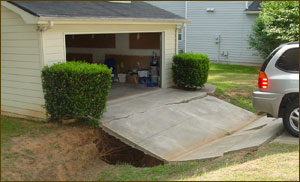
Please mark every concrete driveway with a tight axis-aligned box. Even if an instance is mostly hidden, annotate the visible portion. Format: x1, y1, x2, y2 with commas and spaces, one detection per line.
100, 86, 257, 162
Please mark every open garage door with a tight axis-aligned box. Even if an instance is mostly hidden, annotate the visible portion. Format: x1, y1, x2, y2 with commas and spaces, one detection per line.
65, 32, 162, 100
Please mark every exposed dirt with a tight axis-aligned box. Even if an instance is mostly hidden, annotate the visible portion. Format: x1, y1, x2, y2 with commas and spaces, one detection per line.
226, 91, 252, 98
96, 128, 163, 167
2, 125, 111, 181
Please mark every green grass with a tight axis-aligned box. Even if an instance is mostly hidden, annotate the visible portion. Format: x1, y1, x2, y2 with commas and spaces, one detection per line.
98, 143, 299, 181
207, 63, 260, 113
1, 116, 58, 149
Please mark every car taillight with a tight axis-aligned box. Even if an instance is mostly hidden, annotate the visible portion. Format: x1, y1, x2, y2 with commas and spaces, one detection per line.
258, 72, 268, 89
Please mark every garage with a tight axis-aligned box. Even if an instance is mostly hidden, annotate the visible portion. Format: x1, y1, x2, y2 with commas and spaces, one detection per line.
1, 1, 188, 120
65, 32, 162, 100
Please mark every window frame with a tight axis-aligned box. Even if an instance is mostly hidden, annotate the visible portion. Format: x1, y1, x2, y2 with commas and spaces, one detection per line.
178, 29, 183, 41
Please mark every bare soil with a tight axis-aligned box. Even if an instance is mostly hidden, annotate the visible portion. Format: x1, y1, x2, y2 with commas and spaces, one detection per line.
2, 125, 111, 181
96, 128, 163, 167
226, 90, 252, 98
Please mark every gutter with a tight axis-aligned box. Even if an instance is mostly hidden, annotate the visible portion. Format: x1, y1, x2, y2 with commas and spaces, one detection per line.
245, 11, 260, 15
184, 1, 188, 53
37, 17, 190, 25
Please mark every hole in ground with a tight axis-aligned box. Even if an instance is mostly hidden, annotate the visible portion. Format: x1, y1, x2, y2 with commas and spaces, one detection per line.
95, 128, 164, 167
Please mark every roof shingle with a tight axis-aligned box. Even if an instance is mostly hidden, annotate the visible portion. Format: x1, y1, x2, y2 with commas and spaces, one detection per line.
246, 1, 261, 12
8, 1, 184, 20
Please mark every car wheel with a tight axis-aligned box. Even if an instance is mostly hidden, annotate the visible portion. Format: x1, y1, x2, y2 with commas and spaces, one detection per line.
283, 100, 299, 137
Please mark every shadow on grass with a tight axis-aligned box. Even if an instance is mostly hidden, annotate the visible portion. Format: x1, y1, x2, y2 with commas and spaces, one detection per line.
98, 142, 299, 181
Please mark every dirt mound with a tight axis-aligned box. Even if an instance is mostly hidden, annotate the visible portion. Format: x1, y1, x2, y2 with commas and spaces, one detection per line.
3, 125, 110, 181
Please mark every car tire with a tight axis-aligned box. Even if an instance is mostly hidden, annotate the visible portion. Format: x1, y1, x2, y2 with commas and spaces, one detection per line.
283, 99, 299, 137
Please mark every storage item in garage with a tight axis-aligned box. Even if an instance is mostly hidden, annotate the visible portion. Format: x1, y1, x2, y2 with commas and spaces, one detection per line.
138, 70, 149, 78
151, 75, 158, 84
147, 81, 157, 87
118, 74, 126, 83
138, 70, 150, 85
150, 52, 159, 77
126, 74, 139, 84
150, 66, 159, 76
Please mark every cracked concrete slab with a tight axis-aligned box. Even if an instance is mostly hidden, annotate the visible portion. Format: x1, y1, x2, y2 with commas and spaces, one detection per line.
100, 88, 257, 162
171, 117, 284, 162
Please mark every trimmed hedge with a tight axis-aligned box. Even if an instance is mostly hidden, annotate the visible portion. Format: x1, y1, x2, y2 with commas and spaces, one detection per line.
172, 53, 210, 90
41, 62, 112, 122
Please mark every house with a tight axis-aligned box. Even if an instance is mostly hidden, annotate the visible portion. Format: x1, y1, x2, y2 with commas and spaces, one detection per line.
1, 1, 188, 120
148, 1, 263, 65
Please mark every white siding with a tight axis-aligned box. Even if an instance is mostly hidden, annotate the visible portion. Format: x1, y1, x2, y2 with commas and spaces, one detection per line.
147, 1, 186, 53
1, 5, 46, 119
147, 1, 264, 64
186, 1, 263, 64
42, 24, 176, 88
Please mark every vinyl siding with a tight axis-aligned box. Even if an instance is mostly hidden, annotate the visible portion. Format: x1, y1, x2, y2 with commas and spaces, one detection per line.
147, 1, 186, 53
1, 5, 46, 119
42, 24, 176, 88
147, 1, 264, 64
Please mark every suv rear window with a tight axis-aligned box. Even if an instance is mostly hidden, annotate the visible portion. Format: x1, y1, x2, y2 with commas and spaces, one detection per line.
260, 46, 282, 71
275, 48, 299, 72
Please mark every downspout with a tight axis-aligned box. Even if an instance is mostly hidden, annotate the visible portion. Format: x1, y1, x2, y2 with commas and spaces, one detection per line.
245, 1, 248, 9
176, 24, 186, 54
184, 1, 188, 53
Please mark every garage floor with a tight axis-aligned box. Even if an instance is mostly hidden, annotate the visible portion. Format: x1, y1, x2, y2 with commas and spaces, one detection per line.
108, 83, 159, 101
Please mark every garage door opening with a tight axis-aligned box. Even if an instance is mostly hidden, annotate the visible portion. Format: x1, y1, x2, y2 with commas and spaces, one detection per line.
65, 33, 162, 100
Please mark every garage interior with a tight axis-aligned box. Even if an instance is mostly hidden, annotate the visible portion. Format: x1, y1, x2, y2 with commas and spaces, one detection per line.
65, 32, 162, 100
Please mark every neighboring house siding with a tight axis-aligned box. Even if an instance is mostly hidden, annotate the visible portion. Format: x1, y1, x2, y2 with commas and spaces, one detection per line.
1, 5, 45, 119
147, 1, 186, 53
147, 1, 263, 64
42, 24, 176, 88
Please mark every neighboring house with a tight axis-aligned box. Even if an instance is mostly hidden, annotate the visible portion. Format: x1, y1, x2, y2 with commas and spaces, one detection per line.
148, 1, 264, 65
1, 1, 187, 119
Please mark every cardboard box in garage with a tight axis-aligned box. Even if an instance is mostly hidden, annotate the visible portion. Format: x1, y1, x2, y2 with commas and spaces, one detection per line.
126, 75, 139, 84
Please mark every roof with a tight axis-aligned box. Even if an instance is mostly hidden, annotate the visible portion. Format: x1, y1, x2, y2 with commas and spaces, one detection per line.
246, 1, 261, 12
8, 1, 185, 21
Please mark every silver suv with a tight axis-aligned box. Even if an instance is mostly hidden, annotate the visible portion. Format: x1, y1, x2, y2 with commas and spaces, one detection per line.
253, 42, 299, 137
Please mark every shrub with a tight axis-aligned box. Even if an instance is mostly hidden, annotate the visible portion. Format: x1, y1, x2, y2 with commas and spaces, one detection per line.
41, 62, 112, 123
248, 17, 284, 58
172, 53, 210, 90
248, 1, 299, 58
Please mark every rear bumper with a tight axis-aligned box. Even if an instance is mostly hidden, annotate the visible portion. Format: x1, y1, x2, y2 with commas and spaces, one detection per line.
252, 91, 283, 117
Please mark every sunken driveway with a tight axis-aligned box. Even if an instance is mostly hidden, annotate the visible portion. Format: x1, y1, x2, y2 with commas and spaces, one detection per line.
99, 87, 257, 162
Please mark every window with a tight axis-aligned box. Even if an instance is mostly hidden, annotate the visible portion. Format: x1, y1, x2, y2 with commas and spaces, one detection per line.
178, 29, 183, 41
260, 45, 282, 71
275, 48, 299, 72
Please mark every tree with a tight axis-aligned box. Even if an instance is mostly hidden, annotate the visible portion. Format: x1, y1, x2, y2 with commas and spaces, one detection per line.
249, 1, 299, 58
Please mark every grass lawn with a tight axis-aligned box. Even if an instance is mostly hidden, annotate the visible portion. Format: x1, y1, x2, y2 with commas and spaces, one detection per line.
1, 63, 298, 181
207, 63, 260, 113
98, 143, 299, 181
1, 117, 58, 149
